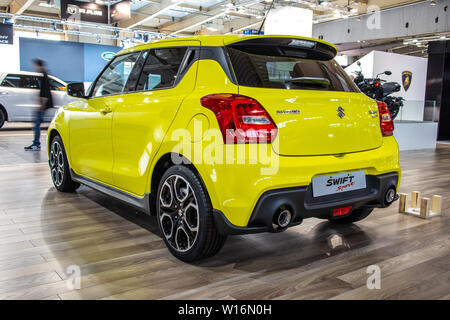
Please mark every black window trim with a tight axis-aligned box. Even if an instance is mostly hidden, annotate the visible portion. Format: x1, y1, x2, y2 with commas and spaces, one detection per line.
88, 51, 143, 99
132, 46, 196, 94
88, 46, 196, 99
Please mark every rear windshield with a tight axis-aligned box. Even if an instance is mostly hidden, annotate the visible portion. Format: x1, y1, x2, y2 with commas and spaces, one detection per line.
227, 47, 359, 92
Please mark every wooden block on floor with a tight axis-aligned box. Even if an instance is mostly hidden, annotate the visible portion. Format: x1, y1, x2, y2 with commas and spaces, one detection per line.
411, 191, 420, 209
420, 198, 430, 219
431, 195, 442, 215
402, 193, 441, 219
398, 193, 408, 213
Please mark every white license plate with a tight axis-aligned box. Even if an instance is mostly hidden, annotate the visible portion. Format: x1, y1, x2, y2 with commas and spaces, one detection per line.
312, 170, 366, 197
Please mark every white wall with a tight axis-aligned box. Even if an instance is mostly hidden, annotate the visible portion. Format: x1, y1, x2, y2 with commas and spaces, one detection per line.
345, 51, 428, 121
265, 7, 313, 37
345, 51, 374, 81
0, 31, 64, 74
0, 36, 20, 73
373, 51, 428, 121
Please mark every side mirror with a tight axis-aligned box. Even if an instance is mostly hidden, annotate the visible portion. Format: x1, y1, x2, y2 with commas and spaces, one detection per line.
384, 71, 392, 76
67, 82, 86, 98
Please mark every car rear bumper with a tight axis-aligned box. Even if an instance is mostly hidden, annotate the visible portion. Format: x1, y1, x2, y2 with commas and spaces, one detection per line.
213, 172, 399, 235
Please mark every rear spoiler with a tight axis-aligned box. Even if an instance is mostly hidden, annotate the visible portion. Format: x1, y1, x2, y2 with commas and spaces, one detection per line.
226, 37, 337, 61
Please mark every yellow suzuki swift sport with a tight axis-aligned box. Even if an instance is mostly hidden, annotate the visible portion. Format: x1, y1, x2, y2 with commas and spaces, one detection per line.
47, 35, 400, 262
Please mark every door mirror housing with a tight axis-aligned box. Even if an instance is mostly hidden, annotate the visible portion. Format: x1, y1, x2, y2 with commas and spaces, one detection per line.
67, 82, 86, 98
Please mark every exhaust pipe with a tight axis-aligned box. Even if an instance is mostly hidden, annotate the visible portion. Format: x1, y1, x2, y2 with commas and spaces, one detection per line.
383, 186, 397, 207
273, 208, 292, 230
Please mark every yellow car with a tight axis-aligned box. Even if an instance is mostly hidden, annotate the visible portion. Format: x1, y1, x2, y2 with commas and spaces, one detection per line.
47, 35, 400, 261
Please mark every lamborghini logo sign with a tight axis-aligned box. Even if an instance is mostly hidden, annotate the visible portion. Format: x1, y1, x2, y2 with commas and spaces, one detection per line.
402, 71, 412, 92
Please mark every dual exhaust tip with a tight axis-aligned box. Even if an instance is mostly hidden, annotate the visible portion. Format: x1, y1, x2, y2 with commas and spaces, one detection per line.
272, 208, 292, 231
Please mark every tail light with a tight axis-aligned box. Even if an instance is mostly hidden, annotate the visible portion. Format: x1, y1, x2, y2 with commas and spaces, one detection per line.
200, 94, 277, 144
377, 101, 394, 136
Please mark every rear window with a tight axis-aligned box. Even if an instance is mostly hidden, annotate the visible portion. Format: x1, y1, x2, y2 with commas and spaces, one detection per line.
227, 47, 359, 92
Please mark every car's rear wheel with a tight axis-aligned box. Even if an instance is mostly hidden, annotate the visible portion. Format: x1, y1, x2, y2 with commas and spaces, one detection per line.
49, 135, 80, 192
328, 208, 374, 224
0, 109, 6, 129
156, 165, 227, 262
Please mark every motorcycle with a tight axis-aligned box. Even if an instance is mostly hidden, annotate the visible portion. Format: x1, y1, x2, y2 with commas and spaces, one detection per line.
352, 61, 404, 120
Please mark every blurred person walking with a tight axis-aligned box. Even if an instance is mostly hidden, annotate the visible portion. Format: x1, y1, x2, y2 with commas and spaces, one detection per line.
24, 58, 53, 151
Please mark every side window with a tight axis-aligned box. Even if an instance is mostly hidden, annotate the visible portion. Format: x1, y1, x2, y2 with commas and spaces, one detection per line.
1, 74, 39, 89
36, 77, 65, 91
1, 74, 19, 87
91, 52, 140, 97
136, 47, 187, 91
49, 79, 66, 91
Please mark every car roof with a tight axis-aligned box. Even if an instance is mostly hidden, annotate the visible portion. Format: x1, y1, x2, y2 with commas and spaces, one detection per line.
117, 35, 338, 56
0, 71, 66, 84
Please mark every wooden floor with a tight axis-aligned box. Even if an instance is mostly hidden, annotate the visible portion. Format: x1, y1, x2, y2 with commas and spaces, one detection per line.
0, 127, 448, 300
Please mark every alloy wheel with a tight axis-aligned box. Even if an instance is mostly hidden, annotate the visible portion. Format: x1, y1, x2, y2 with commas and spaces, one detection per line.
50, 140, 64, 187
159, 174, 199, 252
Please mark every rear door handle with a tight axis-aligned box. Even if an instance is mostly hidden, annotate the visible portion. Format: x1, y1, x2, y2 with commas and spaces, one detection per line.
100, 107, 112, 115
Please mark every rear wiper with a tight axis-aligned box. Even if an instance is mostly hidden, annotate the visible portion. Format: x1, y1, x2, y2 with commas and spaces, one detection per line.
287, 77, 330, 87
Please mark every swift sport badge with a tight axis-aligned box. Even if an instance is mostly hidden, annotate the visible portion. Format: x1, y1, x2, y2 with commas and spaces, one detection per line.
337, 106, 345, 118
276, 110, 300, 115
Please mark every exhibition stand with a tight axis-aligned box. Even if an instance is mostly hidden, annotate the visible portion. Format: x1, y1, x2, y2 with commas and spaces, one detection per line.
346, 51, 438, 151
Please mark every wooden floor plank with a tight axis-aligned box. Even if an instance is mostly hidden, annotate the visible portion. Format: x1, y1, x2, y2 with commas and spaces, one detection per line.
0, 131, 448, 300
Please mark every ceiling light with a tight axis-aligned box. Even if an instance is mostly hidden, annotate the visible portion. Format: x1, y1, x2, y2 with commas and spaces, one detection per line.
440, 35, 447, 40
38, 1, 54, 8
430, 0, 436, 5
333, 9, 341, 18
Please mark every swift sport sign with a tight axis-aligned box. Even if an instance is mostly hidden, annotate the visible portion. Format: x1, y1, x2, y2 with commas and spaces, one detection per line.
312, 170, 367, 197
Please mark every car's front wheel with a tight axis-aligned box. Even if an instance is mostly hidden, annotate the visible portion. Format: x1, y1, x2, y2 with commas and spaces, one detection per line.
156, 165, 227, 262
0, 109, 6, 129
49, 135, 80, 192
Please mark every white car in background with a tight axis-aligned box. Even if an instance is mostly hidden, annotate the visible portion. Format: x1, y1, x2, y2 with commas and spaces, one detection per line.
0, 71, 77, 128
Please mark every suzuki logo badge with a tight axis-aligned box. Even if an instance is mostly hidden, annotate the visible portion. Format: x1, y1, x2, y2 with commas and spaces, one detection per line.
337, 107, 345, 119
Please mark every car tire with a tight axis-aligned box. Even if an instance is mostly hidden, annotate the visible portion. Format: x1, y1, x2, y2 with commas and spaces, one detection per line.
49, 135, 80, 192
156, 165, 227, 262
328, 208, 374, 224
0, 109, 6, 129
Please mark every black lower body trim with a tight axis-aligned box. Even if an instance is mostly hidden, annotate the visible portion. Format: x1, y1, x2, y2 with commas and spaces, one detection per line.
213, 210, 269, 235
213, 172, 399, 235
69, 169, 151, 214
